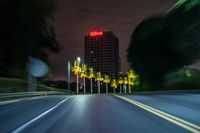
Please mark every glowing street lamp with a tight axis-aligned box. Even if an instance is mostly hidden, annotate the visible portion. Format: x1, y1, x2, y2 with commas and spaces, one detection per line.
80, 64, 87, 94
111, 79, 118, 94
118, 76, 123, 93
89, 67, 95, 94
127, 70, 136, 93
103, 75, 111, 94
72, 57, 81, 94
96, 72, 103, 94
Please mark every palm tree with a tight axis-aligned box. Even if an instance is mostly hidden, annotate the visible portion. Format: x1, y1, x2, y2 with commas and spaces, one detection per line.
89, 67, 95, 94
103, 75, 111, 94
96, 72, 103, 94
72, 58, 81, 94
127, 70, 136, 93
118, 76, 123, 93
123, 77, 128, 94
80, 64, 87, 94
111, 79, 118, 94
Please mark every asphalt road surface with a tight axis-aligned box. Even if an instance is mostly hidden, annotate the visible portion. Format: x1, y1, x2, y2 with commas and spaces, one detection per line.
0, 93, 199, 133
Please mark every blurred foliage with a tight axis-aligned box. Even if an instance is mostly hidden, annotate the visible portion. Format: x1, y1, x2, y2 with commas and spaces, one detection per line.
0, 77, 66, 93
127, 0, 200, 90
0, 0, 59, 78
164, 67, 200, 90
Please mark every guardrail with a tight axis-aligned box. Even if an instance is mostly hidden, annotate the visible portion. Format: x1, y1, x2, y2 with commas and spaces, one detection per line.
0, 91, 67, 101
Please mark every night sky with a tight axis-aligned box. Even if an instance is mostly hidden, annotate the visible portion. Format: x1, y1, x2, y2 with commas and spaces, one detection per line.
49, 0, 176, 80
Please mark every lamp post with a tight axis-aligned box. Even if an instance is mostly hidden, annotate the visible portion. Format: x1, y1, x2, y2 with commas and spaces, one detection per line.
68, 61, 71, 93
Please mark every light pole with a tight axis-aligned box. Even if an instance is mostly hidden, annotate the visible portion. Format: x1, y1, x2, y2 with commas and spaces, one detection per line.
68, 61, 71, 93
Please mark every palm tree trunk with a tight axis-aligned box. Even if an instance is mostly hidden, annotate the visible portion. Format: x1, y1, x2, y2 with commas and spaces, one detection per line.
90, 78, 93, 94
124, 84, 127, 94
76, 74, 79, 94
106, 84, 108, 94
83, 78, 86, 94
98, 81, 100, 94
128, 79, 131, 93
120, 85, 122, 93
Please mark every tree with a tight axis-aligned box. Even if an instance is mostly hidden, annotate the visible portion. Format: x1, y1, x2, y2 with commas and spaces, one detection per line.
127, 70, 136, 93
88, 67, 95, 94
80, 64, 87, 94
72, 58, 81, 94
0, 0, 59, 77
111, 79, 118, 94
103, 75, 111, 94
95, 72, 103, 94
123, 77, 128, 93
118, 76, 123, 93
127, 0, 200, 90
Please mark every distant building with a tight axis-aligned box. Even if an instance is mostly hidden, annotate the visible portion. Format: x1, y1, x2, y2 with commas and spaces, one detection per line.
84, 30, 121, 78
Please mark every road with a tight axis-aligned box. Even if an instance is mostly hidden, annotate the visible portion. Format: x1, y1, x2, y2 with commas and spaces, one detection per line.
0, 93, 199, 133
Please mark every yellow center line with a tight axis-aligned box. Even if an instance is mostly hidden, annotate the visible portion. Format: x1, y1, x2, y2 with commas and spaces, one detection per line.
114, 94, 200, 133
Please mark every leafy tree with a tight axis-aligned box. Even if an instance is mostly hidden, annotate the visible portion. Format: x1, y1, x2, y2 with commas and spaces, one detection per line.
95, 72, 103, 94
80, 64, 88, 94
0, 0, 59, 77
127, 0, 200, 90
117, 76, 123, 93
88, 67, 95, 94
103, 75, 111, 94
111, 79, 118, 94
72, 59, 81, 94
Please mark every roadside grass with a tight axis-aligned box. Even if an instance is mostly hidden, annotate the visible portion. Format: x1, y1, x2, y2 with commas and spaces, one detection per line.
0, 77, 67, 93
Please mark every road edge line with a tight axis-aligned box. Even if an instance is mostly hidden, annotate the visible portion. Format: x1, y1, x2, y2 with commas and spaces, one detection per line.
114, 94, 200, 133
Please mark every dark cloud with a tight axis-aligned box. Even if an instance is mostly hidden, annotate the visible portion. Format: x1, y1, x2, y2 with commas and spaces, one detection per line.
50, 0, 176, 80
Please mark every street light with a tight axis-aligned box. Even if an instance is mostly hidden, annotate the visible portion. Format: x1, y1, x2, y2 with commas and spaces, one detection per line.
68, 61, 71, 93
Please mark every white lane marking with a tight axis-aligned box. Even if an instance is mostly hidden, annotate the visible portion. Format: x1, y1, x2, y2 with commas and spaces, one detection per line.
12, 97, 72, 133
0, 96, 47, 106
114, 95, 200, 133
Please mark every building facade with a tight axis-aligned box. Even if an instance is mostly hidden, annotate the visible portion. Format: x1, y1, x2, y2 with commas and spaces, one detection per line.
84, 30, 121, 78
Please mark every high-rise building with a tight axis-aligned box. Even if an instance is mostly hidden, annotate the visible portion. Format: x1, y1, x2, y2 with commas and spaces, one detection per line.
84, 30, 121, 78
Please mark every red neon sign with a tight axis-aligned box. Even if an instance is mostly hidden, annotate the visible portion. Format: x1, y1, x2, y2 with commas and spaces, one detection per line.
89, 31, 103, 36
